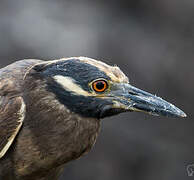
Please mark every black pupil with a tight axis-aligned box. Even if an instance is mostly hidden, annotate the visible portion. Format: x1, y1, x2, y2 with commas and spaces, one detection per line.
96, 81, 105, 90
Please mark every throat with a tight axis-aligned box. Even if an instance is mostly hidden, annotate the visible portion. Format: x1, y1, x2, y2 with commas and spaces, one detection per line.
19, 86, 101, 178
16, 109, 101, 179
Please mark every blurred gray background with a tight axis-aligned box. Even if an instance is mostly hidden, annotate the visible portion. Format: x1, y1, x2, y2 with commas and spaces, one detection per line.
0, 0, 194, 180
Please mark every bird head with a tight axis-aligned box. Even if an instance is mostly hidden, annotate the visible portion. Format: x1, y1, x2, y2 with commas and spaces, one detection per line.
32, 57, 186, 119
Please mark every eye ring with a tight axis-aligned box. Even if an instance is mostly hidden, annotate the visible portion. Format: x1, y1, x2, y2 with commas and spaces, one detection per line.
92, 79, 108, 93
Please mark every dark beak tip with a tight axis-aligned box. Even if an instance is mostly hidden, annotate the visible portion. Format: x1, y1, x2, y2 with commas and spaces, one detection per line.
169, 108, 187, 118
173, 105, 187, 118
180, 112, 187, 118
166, 105, 187, 118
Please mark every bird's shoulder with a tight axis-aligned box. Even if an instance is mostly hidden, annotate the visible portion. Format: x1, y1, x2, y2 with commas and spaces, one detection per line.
0, 59, 44, 98
0, 59, 43, 159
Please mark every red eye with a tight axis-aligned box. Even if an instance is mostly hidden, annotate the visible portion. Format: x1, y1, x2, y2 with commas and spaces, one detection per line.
92, 80, 108, 92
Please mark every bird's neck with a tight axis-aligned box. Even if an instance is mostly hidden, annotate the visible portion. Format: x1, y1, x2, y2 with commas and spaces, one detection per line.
14, 80, 101, 178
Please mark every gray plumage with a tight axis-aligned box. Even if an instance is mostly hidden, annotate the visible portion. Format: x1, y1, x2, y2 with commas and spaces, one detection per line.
0, 57, 186, 180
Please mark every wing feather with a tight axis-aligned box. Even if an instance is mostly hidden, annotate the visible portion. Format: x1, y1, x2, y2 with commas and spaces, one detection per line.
0, 96, 26, 158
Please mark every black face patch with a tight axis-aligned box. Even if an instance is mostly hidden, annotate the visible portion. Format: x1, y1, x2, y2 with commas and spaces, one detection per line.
46, 79, 113, 118
37, 59, 111, 92
33, 59, 121, 118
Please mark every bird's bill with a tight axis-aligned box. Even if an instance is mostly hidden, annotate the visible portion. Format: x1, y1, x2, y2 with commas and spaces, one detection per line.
111, 83, 186, 118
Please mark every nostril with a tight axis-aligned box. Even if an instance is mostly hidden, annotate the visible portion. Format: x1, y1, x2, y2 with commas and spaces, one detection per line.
128, 91, 138, 96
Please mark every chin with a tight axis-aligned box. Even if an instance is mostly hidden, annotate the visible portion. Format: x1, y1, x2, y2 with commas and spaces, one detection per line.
99, 106, 128, 119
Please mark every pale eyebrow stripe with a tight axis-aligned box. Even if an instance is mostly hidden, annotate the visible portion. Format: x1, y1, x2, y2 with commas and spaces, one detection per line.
53, 75, 93, 96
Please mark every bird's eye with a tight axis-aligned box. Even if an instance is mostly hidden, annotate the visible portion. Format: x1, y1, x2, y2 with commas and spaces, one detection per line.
92, 79, 108, 93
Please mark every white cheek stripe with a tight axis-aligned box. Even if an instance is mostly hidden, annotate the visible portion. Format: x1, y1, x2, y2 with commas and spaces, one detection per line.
53, 75, 92, 96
